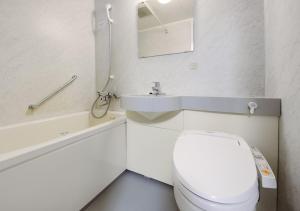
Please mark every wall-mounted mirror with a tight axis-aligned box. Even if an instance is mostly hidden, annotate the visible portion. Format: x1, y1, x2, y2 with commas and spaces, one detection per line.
137, 0, 194, 58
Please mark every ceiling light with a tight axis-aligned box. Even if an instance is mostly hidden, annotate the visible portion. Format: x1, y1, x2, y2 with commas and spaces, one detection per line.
158, 0, 171, 4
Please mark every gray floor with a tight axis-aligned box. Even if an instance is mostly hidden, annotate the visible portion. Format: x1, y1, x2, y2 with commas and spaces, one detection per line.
83, 171, 179, 211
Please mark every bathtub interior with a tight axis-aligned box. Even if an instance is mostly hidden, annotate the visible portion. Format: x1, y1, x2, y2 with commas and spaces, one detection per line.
0, 112, 120, 154
0, 111, 127, 211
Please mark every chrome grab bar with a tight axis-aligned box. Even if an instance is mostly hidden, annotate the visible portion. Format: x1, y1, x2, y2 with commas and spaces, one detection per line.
28, 75, 78, 111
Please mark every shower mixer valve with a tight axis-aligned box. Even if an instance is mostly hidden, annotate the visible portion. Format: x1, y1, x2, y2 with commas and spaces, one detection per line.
97, 91, 114, 100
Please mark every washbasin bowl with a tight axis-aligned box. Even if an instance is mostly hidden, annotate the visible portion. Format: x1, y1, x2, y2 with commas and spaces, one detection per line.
120, 95, 181, 120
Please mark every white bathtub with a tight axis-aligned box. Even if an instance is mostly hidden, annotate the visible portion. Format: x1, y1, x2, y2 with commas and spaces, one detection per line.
0, 111, 127, 211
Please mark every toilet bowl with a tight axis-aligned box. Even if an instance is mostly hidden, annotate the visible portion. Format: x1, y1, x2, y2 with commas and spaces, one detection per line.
173, 131, 259, 211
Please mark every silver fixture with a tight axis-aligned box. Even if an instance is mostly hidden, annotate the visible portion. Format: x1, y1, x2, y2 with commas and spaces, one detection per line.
91, 4, 114, 119
28, 75, 78, 111
97, 91, 114, 102
248, 102, 258, 115
150, 82, 164, 96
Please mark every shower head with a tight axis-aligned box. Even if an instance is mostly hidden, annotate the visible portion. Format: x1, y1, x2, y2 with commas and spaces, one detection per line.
106, 4, 114, 24
106, 4, 112, 11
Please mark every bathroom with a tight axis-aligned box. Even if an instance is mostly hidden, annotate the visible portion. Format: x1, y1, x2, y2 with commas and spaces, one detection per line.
0, 0, 299, 210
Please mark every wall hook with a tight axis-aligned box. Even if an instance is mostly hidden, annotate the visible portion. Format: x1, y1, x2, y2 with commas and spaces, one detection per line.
248, 102, 258, 115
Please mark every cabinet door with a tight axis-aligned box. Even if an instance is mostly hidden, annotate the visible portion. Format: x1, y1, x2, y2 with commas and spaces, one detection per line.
127, 120, 180, 185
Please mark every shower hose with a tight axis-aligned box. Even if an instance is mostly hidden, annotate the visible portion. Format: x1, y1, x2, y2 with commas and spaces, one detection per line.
91, 4, 114, 119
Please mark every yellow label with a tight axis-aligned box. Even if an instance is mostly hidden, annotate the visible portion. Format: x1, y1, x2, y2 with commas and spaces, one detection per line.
262, 169, 270, 176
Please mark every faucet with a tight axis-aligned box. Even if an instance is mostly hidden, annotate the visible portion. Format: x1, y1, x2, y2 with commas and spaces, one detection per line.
150, 82, 164, 96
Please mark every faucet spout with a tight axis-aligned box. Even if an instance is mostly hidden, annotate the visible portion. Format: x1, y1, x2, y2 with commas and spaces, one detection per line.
151, 82, 164, 96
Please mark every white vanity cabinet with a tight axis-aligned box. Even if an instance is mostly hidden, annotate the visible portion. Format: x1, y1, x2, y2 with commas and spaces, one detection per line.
126, 111, 183, 185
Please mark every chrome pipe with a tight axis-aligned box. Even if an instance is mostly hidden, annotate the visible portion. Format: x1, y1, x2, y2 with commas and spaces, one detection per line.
28, 75, 78, 111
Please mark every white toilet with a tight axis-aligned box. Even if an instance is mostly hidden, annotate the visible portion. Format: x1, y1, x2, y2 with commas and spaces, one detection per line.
173, 131, 260, 211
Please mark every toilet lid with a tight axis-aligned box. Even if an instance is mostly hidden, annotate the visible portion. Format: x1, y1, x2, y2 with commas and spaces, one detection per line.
173, 131, 258, 204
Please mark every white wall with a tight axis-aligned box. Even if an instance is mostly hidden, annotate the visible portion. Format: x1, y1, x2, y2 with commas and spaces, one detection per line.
0, 0, 95, 126
264, 0, 300, 210
96, 0, 265, 97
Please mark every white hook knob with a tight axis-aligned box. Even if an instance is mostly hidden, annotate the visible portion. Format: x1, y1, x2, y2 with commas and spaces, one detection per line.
106, 4, 114, 24
248, 102, 258, 115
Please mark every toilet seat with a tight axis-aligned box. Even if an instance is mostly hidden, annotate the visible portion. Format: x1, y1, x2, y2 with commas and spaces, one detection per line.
173, 131, 259, 210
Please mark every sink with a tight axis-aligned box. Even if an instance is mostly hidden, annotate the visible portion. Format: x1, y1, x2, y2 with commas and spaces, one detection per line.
120, 95, 181, 120
132, 112, 168, 120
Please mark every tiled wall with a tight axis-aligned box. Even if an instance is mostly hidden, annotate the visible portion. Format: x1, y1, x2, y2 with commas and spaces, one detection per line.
265, 0, 300, 210
96, 0, 265, 97
0, 0, 95, 126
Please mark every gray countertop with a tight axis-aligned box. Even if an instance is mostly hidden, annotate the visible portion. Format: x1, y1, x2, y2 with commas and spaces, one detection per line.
120, 95, 281, 117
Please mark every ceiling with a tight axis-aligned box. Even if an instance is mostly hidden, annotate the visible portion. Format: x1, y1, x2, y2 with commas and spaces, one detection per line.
138, 0, 194, 30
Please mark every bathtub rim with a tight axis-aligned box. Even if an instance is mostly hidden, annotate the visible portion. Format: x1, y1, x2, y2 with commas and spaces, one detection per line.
0, 111, 120, 131
0, 111, 126, 173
